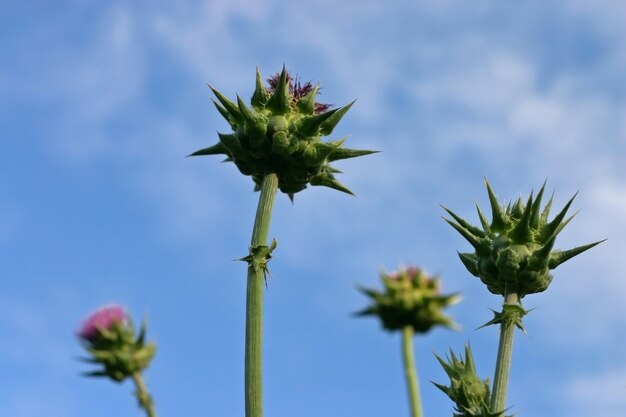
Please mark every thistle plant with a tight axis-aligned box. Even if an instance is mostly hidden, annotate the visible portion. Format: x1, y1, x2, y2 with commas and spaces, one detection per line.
440, 179, 603, 413
356, 267, 460, 417
434, 346, 508, 417
77, 305, 157, 417
191, 66, 375, 417
191, 66, 375, 199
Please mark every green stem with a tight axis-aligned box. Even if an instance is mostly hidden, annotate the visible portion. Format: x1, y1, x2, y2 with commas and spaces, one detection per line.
490, 291, 520, 413
402, 326, 423, 417
131, 372, 157, 417
245, 173, 279, 417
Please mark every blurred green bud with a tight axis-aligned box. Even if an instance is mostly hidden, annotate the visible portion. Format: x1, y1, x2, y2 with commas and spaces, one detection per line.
356, 266, 460, 333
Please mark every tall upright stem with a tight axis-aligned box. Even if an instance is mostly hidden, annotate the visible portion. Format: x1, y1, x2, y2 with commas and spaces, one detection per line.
245, 173, 279, 417
131, 372, 157, 417
402, 326, 423, 417
490, 291, 520, 413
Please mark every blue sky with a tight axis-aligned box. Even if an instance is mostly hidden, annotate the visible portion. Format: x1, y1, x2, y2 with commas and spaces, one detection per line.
1, 1, 625, 416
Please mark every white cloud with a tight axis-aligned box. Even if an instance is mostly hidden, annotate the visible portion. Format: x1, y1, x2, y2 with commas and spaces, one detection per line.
30, 4, 145, 159
566, 367, 626, 417
150, 0, 271, 87
412, 51, 534, 111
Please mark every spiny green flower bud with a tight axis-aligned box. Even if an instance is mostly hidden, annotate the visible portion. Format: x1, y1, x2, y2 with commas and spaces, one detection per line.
77, 305, 156, 382
442, 180, 604, 298
434, 345, 509, 417
190, 66, 376, 200
355, 266, 460, 333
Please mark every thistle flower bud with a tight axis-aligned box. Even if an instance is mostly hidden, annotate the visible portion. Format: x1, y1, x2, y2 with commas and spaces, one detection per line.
190, 66, 376, 200
434, 345, 509, 417
77, 305, 156, 382
443, 180, 604, 298
356, 267, 460, 333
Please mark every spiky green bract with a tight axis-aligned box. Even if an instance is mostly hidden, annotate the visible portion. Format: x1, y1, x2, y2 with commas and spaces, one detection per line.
356, 267, 460, 333
79, 318, 156, 383
443, 180, 603, 298
434, 345, 510, 417
191, 66, 376, 199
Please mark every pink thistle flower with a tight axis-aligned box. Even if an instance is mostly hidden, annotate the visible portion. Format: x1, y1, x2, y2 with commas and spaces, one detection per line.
77, 304, 126, 341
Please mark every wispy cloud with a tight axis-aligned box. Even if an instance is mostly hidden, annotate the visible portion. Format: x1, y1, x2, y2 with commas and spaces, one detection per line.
566, 367, 626, 417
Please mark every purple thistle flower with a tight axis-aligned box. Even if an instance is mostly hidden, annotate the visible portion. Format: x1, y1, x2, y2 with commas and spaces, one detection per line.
266, 72, 331, 113
77, 304, 126, 341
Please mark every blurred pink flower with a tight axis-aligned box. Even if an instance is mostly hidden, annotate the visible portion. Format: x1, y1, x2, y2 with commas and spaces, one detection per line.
77, 304, 126, 341
406, 266, 420, 277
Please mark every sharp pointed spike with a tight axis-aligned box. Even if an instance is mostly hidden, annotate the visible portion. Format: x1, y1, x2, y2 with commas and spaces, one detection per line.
209, 86, 243, 123
458, 252, 480, 277
530, 180, 547, 228
216, 132, 244, 155
443, 218, 482, 250
464, 344, 476, 372
296, 84, 319, 115
485, 178, 507, 231
237, 95, 254, 119
136, 319, 147, 345
357, 286, 379, 299
510, 193, 534, 242
327, 148, 378, 162
475, 202, 490, 231
540, 190, 555, 223
82, 371, 108, 378
533, 235, 557, 264
434, 353, 456, 375
320, 100, 356, 135
441, 205, 486, 237
309, 174, 355, 195
552, 211, 578, 237
297, 108, 340, 137
548, 239, 605, 269
188, 142, 230, 157
251, 67, 270, 108
267, 67, 291, 114
212, 100, 237, 127
541, 192, 578, 241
